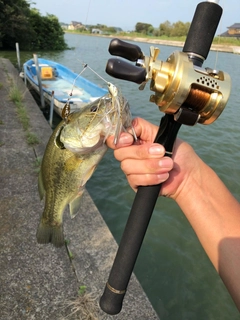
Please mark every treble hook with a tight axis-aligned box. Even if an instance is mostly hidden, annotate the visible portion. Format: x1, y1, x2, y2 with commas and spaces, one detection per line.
61, 101, 71, 123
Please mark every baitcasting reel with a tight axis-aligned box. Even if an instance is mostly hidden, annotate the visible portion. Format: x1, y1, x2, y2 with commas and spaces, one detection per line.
106, 38, 231, 126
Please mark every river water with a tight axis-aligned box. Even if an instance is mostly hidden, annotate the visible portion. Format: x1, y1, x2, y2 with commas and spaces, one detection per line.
2, 33, 240, 319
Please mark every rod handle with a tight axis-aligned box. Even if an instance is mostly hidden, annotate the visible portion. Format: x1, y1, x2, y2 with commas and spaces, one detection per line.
100, 115, 181, 315
183, 1, 222, 62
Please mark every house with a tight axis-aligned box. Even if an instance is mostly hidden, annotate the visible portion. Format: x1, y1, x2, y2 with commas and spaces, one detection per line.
60, 23, 68, 30
92, 28, 103, 34
68, 21, 85, 30
220, 23, 240, 38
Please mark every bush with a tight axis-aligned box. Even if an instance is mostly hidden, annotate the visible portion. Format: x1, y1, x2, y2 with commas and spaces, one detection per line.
0, 0, 67, 50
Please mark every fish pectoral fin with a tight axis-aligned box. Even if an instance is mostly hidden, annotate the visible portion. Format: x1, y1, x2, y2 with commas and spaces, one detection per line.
69, 189, 85, 219
38, 169, 45, 200
69, 166, 97, 219
81, 165, 97, 186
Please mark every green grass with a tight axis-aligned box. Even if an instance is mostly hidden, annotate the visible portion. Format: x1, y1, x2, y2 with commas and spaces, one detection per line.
66, 30, 240, 46
213, 37, 240, 45
78, 285, 87, 296
9, 85, 23, 104
8, 83, 39, 146
15, 104, 29, 131
26, 132, 39, 145
33, 156, 42, 173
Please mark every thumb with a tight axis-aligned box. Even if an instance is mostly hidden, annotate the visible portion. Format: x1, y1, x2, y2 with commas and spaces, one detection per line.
132, 117, 159, 144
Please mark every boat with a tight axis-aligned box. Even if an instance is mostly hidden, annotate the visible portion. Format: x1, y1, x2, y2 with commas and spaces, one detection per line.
23, 58, 108, 117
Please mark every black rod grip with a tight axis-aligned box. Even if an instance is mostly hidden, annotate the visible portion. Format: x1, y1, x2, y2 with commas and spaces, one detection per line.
106, 58, 146, 84
100, 185, 160, 315
109, 38, 144, 61
100, 115, 181, 315
183, 1, 222, 60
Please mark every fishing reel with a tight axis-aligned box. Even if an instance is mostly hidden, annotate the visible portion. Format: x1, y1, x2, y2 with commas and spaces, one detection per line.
106, 38, 231, 126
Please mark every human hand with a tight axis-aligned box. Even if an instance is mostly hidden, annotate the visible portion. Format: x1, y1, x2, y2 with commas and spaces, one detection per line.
106, 117, 200, 200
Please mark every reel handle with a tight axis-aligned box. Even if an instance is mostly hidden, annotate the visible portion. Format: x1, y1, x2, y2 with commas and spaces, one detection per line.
108, 38, 144, 61
100, 115, 181, 315
106, 58, 146, 84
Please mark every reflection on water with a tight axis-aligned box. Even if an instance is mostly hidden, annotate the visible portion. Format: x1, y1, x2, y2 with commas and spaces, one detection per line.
2, 33, 240, 319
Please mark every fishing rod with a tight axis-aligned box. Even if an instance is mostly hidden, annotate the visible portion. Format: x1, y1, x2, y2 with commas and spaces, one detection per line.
100, 0, 231, 315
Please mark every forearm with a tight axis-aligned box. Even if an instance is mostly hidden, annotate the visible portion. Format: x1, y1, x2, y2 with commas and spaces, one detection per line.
176, 159, 240, 310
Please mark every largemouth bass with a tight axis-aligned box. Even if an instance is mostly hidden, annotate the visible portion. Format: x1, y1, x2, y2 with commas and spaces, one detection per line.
37, 92, 133, 247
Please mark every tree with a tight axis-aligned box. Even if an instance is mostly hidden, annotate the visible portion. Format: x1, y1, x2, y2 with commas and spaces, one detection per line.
135, 22, 153, 34
0, 0, 31, 48
0, 0, 67, 50
159, 21, 172, 37
28, 11, 67, 50
158, 20, 190, 37
170, 21, 190, 37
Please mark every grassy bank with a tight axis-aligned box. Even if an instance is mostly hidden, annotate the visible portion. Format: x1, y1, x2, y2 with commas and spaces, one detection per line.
66, 30, 240, 47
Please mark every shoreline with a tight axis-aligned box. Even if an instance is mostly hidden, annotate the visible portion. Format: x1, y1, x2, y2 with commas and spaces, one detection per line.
67, 32, 240, 54
105, 35, 240, 55
115, 36, 240, 54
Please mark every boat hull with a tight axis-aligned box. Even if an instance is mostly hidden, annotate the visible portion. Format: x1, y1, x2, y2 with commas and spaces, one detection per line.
23, 58, 107, 117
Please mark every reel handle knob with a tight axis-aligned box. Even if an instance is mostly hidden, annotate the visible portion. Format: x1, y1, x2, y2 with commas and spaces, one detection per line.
108, 38, 144, 61
106, 58, 146, 84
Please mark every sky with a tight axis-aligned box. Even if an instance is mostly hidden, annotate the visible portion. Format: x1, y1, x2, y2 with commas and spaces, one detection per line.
32, 0, 239, 35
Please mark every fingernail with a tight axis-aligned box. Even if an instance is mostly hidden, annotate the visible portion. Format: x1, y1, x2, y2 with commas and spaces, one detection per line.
118, 133, 133, 144
159, 158, 173, 169
148, 145, 164, 155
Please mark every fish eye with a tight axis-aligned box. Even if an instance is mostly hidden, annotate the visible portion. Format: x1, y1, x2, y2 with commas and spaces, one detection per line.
90, 105, 98, 112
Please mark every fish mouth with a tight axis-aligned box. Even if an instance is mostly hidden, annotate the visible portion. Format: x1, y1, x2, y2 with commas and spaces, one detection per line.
63, 135, 105, 154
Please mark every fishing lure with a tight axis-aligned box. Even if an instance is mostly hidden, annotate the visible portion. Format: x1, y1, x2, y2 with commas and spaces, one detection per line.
107, 82, 137, 145
61, 62, 137, 144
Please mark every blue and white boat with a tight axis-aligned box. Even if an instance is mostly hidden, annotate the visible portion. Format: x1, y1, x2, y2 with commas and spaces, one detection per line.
23, 58, 107, 117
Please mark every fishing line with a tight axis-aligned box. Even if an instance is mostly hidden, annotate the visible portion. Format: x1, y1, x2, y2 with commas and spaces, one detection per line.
69, 64, 88, 97
213, 0, 226, 69
85, 0, 92, 25
68, 61, 136, 144
81, 62, 110, 86
61, 64, 89, 120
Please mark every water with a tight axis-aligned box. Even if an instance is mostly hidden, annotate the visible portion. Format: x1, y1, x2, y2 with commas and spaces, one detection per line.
3, 33, 240, 318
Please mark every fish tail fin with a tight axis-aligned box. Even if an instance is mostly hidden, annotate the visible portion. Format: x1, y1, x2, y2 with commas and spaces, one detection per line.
36, 221, 65, 248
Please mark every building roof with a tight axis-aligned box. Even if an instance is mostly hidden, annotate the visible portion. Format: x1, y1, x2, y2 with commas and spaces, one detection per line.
219, 31, 240, 37
227, 23, 240, 29
70, 21, 82, 26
